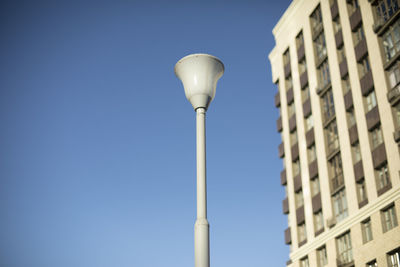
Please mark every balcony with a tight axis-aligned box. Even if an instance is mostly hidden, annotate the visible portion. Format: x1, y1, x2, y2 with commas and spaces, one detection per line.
277, 116, 283, 132
284, 62, 291, 78
354, 160, 364, 182
286, 87, 294, 104
291, 143, 299, 161
350, 8, 362, 31
289, 114, 297, 132
281, 169, 287, 185
387, 83, 400, 105
312, 192, 322, 213
297, 43, 305, 62
348, 124, 358, 145
293, 174, 302, 192
337, 258, 354, 267
355, 39, 368, 62
339, 60, 348, 78
274, 91, 281, 107
279, 142, 285, 158
306, 128, 315, 147
282, 197, 289, 214
309, 160, 318, 179
303, 98, 312, 118
296, 205, 305, 225
331, 0, 339, 19
360, 71, 374, 96
372, 142, 387, 169
284, 227, 291, 244
344, 90, 353, 111
366, 105, 380, 130
335, 29, 343, 48
300, 70, 308, 89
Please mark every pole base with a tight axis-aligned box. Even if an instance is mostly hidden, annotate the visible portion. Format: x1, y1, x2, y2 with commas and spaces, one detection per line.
195, 218, 209, 267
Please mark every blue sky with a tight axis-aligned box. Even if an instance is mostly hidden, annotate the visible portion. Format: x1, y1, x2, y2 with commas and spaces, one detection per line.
0, 0, 292, 266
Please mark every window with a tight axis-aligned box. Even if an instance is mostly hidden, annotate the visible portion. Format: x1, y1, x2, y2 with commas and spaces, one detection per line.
311, 5, 323, 32
361, 218, 373, 243
296, 189, 304, 208
348, 0, 359, 14
283, 49, 290, 65
336, 232, 353, 265
325, 120, 339, 154
376, 0, 399, 22
333, 188, 348, 222
314, 211, 324, 232
383, 19, 400, 61
352, 143, 361, 162
394, 101, 400, 127
387, 247, 400, 267
338, 46, 346, 63
293, 159, 301, 176
286, 76, 293, 89
370, 126, 383, 149
360, 56, 371, 77
318, 60, 331, 87
333, 16, 342, 34
297, 31, 304, 48
347, 109, 356, 128
315, 32, 327, 61
357, 179, 368, 204
300, 256, 309, 267
365, 91, 377, 112
329, 153, 343, 191
376, 163, 391, 191
388, 63, 400, 88
290, 130, 298, 145
306, 115, 314, 131
299, 58, 307, 74
311, 176, 320, 196
317, 246, 328, 266
381, 204, 398, 232
322, 89, 335, 121
353, 25, 365, 45
288, 101, 295, 117
298, 223, 307, 244
342, 75, 351, 94
302, 85, 310, 101
308, 145, 317, 163
366, 259, 377, 267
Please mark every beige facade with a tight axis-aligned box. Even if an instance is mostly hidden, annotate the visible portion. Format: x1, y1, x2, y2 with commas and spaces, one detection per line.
269, 0, 400, 266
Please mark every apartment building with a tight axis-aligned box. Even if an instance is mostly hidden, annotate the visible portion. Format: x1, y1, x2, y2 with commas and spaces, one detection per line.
269, 0, 400, 266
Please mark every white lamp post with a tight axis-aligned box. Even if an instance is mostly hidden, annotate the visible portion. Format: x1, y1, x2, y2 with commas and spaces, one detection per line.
174, 54, 224, 267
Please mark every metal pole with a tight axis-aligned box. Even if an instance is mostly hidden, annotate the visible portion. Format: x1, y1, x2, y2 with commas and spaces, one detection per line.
194, 107, 209, 267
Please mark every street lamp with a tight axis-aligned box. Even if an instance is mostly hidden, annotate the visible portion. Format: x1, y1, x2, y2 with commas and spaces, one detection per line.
174, 54, 224, 267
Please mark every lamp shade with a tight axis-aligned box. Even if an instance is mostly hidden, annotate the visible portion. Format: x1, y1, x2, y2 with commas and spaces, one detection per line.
174, 53, 224, 110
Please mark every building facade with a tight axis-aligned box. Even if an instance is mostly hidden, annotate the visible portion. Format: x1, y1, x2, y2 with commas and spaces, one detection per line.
269, 0, 400, 266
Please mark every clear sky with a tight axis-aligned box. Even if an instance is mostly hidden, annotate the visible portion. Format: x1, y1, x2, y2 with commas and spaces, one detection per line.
0, 0, 292, 266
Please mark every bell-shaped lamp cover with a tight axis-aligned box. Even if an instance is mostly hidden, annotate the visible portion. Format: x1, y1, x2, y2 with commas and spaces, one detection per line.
174, 54, 224, 110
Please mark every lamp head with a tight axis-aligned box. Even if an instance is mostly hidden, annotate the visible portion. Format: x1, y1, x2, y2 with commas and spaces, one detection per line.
174, 53, 224, 111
